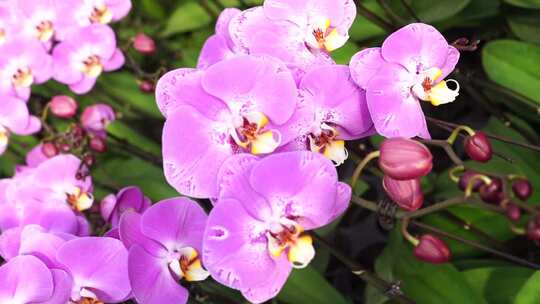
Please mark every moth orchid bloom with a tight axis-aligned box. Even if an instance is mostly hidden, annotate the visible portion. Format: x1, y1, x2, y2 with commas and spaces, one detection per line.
157, 55, 299, 198
198, 8, 241, 69
284, 65, 373, 165
13, 0, 58, 47
0, 38, 52, 101
100, 185, 151, 227
52, 24, 125, 94
203, 151, 351, 303
0, 96, 42, 155
118, 198, 209, 304
263, 0, 355, 52
56, 237, 131, 303
0, 255, 72, 304
229, 7, 335, 78
350, 23, 460, 138
55, 0, 132, 40
80, 103, 116, 134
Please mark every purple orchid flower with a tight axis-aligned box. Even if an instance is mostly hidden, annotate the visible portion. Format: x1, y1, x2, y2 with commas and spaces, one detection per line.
228, 0, 355, 73
197, 8, 241, 69
281, 64, 373, 165
55, 0, 132, 40
0, 95, 42, 155
0, 38, 52, 101
0, 254, 72, 304
12, 0, 58, 47
52, 24, 125, 94
349, 23, 460, 138
80, 103, 116, 135
118, 197, 208, 304
203, 151, 351, 303
156, 55, 299, 198
100, 185, 151, 227
56, 237, 131, 303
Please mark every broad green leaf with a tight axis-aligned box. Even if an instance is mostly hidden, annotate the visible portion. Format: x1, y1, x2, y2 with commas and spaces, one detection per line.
504, 0, 540, 9
332, 41, 360, 65
93, 156, 177, 201
508, 14, 540, 45
107, 121, 161, 156
140, 0, 166, 19
162, 2, 213, 37
368, 228, 486, 304
515, 271, 540, 304
482, 39, 540, 105
349, 0, 386, 42
386, 0, 471, 23
463, 267, 534, 304
278, 266, 349, 304
97, 72, 163, 119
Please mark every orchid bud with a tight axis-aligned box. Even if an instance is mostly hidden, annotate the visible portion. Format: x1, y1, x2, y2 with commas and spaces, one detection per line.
527, 216, 540, 243
512, 178, 532, 201
49, 95, 78, 119
458, 170, 483, 192
41, 142, 58, 157
139, 80, 155, 93
464, 132, 492, 163
505, 203, 521, 222
133, 33, 156, 55
479, 178, 503, 204
81, 104, 116, 132
59, 143, 71, 153
383, 176, 423, 211
413, 234, 451, 264
89, 136, 107, 153
379, 138, 433, 180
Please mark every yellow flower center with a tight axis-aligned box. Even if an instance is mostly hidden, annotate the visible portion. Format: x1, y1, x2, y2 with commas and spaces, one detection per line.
306, 18, 348, 52
11, 67, 34, 88
89, 4, 113, 24
412, 67, 460, 106
35, 20, 54, 42
309, 123, 348, 166
82, 55, 103, 77
66, 187, 94, 212
0, 28, 6, 44
168, 247, 209, 282
230, 111, 281, 155
267, 219, 315, 269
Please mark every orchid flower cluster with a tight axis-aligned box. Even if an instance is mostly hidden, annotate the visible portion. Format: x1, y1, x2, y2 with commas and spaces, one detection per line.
151, 0, 461, 303
0, 0, 130, 155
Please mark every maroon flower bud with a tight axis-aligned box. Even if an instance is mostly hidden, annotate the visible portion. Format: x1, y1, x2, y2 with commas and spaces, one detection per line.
458, 170, 483, 192
49, 95, 78, 119
464, 132, 492, 163
379, 138, 433, 180
83, 154, 95, 167
479, 178, 503, 204
527, 216, 540, 243
139, 80, 155, 93
89, 136, 107, 153
59, 143, 71, 153
413, 234, 451, 264
81, 104, 116, 132
505, 203, 521, 222
512, 178, 533, 201
41, 142, 58, 158
383, 176, 423, 211
133, 33, 156, 55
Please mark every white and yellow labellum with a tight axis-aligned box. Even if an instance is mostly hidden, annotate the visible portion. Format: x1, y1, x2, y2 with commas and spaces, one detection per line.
306, 17, 349, 52
309, 123, 348, 166
82, 55, 103, 78
266, 220, 315, 268
11, 67, 34, 88
89, 4, 113, 24
67, 187, 94, 212
36, 20, 54, 42
78, 288, 104, 304
0, 28, 6, 44
168, 247, 210, 282
0, 125, 9, 153
412, 67, 460, 106
230, 111, 281, 155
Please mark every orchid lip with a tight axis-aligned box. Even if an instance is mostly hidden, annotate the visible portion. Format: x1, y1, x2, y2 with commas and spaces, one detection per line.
168, 247, 209, 282
11, 67, 34, 88
66, 187, 94, 212
411, 67, 460, 106
229, 111, 281, 155
74, 288, 104, 304
89, 4, 113, 24
266, 217, 315, 268
81, 55, 103, 78
305, 17, 348, 52
36, 20, 54, 42
309, 123, 348, 166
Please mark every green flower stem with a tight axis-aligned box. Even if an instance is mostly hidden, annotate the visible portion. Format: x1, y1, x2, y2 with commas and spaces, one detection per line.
351, 151, 380, 189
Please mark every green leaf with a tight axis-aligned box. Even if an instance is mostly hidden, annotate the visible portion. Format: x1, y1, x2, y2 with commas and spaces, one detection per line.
106, 121, 161, 156
93, 156, 177, 201
508, 14, 540, 45
140, 0, 166, 19
482, 39, 540, 105
278, 266, 348, 304
368, 228, 486, 304
331, 41, 360, 65
409, 0, 471, 22
97, 72, 163, 119
162, 1, 213, 37
504, 0, 540, 9
515, 271, 540, 304
463, 267, 534, 304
